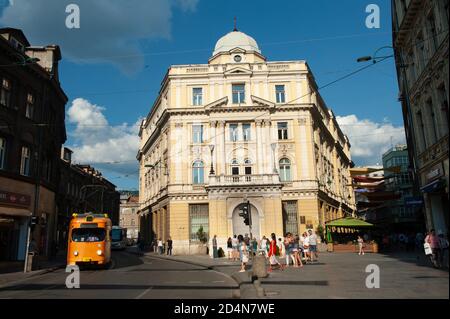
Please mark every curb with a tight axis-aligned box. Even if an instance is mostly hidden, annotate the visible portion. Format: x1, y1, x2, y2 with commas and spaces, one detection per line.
0, 263, 65, 290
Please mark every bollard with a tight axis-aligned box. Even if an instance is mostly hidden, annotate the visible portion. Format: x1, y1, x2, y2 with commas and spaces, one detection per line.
252, 255, 268, 278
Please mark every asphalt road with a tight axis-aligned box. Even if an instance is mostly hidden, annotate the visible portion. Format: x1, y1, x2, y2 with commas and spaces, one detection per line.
0, 250, 239, 299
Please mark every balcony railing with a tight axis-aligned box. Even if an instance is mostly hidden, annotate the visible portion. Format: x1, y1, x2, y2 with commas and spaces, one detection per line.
208, 174, 280, 186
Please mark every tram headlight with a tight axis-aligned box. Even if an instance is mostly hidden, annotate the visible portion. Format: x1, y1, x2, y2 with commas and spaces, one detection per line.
73, 251, 79, 256
96, 250, 102, 256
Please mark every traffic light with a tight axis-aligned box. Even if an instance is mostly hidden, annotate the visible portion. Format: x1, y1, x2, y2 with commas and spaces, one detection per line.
239, 201, 251, 226
30, 216, 38, 226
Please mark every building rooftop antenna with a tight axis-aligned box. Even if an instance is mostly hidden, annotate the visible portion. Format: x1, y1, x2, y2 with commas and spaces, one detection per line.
233, 17, 238, 31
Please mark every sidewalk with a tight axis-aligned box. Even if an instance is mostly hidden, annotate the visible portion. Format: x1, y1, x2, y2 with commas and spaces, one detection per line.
0, 254, 66, 289
132, 249, 449, 299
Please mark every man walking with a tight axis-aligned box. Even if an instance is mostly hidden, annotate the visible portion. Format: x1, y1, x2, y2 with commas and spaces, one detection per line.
308, 229, 318, 263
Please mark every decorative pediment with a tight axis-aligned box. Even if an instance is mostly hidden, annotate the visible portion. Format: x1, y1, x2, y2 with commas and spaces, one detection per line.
251, 95, 275, 108
205, 96, 228, 110
224, 66, 253, 76
229, 47, 247, 54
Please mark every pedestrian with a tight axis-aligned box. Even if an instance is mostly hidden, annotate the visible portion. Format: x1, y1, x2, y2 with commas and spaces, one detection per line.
244, 233, 250, 246
415, 232, 424, 252
157, 238, 163, 255
425, 229, 441, 268
357, 235, 365, 255
238, 235, 248, 272
152, 238, 158, 253
212, 235, 218, 258
293, 235, 303, 267
308, 229, 318, 262
232, 235, 239, 261
227, 237, 233, 260
284, 233, 291, 267
260, 236, 268, 258
166, 237, 173, 255
278, 237, 285, 258
251, 237, 258, 256
268, 233, 284, 272
438, 232, 449, 268
302, 232, 310, 262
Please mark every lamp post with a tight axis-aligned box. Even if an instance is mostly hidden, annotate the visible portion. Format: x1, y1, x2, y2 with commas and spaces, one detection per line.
271, 143, 277, 173
209, 145, 215, 175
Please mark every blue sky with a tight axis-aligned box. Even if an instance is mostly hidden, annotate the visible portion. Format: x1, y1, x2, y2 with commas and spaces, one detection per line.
1, 0, 406, 190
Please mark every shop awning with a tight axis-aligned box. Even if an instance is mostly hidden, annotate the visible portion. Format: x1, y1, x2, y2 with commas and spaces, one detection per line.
420, 179, 446, 193
325, 217, 374, 227
0, 207, 32, 218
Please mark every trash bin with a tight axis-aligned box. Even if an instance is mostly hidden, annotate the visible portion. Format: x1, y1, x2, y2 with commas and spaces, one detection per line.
252, 255, 267, 279
26, 252, 35, 272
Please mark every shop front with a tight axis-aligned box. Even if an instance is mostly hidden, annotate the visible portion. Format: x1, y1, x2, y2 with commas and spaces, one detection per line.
0, 189, 31, 261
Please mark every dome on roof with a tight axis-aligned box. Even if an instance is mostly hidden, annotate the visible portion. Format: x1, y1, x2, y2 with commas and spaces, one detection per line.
212, 30, 261, 56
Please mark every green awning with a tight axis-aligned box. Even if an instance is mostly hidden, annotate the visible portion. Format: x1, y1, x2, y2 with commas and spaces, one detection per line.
325, 217, 373, 227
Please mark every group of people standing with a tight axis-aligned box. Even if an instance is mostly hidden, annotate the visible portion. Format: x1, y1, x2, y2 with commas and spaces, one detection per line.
225, 230, 320, 272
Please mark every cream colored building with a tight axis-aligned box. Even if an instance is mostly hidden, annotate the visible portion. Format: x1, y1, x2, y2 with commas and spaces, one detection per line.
137, 29, 356, 255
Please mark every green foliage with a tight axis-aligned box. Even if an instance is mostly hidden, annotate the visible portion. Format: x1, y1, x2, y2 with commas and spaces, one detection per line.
196, 226, 208, 244
316, 225, 325, 240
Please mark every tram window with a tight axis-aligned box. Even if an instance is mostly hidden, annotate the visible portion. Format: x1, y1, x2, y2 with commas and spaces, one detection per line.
72, 228, 106, 242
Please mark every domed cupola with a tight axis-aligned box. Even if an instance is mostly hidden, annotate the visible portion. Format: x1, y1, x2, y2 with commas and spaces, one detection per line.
212, 29, 261, 56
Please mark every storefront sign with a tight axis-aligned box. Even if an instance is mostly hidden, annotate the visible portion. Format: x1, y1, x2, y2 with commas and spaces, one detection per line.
425, 163, 444, 183
0, 190, 31, 208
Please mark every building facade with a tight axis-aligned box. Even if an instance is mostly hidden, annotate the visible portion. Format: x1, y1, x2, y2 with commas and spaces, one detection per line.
392, 0, 449, 233
56, 147, 120, 250
119, 193, 140, 242
0, 28, 67, 261
138, 29, 356, 255
382, 144, 424, 230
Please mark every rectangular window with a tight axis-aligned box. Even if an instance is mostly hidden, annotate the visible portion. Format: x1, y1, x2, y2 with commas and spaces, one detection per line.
189, 204, 209, 242
232, 84, 245, 104
1, 78, 11, 107
278, 122, 288, 140
25, 93, 35, 119
232, 166, 239, 175
426, 99, 439, 144
416, 111, 427, 151
283, 201, 298, 235
230, 124, 238, 141
0, 137, 6, 169
193, 88, 203, 106
192, 125, 203, 143
437, 84, 449, 134
275, 85, 286, 103
242, 123, 251, 141
20, 146, 31, 176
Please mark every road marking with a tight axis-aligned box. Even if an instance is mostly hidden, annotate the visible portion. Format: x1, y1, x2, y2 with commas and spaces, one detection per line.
212, 280, 225, 283
135, 286, 153, 299
188, 280, 202, 284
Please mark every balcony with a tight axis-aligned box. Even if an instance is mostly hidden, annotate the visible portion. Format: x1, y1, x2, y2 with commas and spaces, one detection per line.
208, 174, 281, 187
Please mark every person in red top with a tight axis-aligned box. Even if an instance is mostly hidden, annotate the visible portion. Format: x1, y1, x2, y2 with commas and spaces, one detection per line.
268, 233, 284, 272
425, 229, 441, 268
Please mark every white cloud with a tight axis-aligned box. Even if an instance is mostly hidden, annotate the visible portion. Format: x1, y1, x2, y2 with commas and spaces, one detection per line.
0, 0, 199, 74
67, 98, 141, 176
336, 115, 406, 165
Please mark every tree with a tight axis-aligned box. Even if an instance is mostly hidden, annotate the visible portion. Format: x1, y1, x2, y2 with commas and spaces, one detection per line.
316, 225, 325, 242
196, 226, 208, 244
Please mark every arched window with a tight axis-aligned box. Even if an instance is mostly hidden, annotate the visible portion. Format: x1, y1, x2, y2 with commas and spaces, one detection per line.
192, 160, 204, 184
279, 158, 291, 182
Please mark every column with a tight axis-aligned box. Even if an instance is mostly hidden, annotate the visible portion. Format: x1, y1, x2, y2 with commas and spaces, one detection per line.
256, 120, 263, 174
219, 121, 226, 175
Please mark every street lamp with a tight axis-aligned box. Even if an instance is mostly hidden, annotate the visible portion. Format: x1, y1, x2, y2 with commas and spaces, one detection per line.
356, 46, 394, 64
209, 144, 215, 175
271, 143, 277, 173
